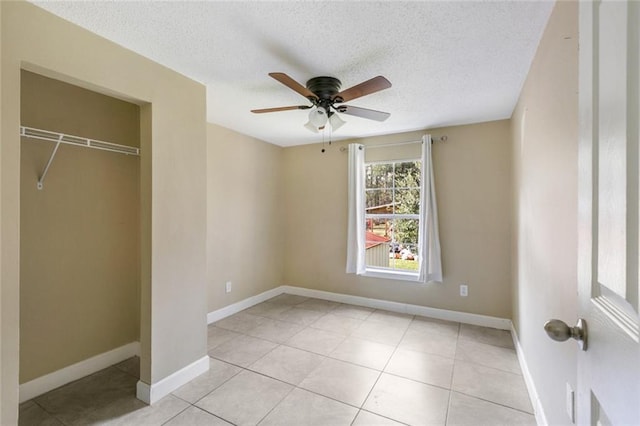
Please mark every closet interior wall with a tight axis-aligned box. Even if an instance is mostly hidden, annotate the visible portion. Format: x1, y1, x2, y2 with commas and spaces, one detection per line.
19, 70, 141, 384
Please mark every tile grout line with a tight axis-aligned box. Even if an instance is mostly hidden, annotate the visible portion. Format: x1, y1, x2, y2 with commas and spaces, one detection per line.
443, 322, 462, 425
160, 403, 192, 426
449, 389, 536, 416
193, 401, 240, 426
31, 399, 68, 426
450, 323, 534, 416
353, 408, 413, 426
240, 345, 376, 412
181, 357, 244, 406
253, 381, 298, 426
454, 358, 528, 378
355, 313, 414, 420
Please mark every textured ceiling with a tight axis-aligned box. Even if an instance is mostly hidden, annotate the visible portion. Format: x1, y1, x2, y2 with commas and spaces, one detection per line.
31, 1, 554, 147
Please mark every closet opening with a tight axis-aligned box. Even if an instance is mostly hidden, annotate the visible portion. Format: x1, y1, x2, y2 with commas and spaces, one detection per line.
19, 70, 142, 407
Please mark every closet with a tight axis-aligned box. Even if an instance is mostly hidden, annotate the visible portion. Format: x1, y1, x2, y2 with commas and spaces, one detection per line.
19, 70, 141, 389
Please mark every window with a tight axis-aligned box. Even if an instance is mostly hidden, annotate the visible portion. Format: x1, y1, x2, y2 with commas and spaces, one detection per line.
346, 137, 442, 283
365, 160, 422, 276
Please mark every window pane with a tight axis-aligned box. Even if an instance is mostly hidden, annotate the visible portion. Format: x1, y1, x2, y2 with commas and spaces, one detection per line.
394, 161, 421, 188
366, 189, 393, 211
365, 219, 393, 268
394, 219, 419, 245
366, 163, 394, 189
365, 217, 392, 237
389, 243, 419, 271
394, 189, 420, 214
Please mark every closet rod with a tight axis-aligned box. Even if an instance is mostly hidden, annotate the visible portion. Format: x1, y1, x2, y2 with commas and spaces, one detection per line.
20, 126, 140, 190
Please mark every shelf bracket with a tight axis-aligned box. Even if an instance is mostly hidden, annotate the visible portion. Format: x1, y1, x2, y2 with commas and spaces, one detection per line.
37, 134, 63, 190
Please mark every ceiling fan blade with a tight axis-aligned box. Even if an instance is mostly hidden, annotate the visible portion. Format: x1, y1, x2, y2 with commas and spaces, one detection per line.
333, 76, 391, 103
251, 105, 311, 113
337, 105, 391, 122
269, 73, 318, 100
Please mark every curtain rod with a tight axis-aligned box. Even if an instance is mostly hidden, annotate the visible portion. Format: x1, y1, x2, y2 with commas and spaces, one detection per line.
339, 135, 447, 152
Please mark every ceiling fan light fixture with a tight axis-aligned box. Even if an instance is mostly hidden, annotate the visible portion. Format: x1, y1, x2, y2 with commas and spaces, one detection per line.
329, 113, 346, 131
304, 121, 320, 133
309, 106, 328, 127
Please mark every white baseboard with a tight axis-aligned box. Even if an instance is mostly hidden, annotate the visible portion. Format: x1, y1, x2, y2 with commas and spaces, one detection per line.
136, 355, 209, 405
207, 284, 511, 331
281, 285, 512, 330
207, 286, 284, 324
511, 323, 547, 426
19, 341, 140, 403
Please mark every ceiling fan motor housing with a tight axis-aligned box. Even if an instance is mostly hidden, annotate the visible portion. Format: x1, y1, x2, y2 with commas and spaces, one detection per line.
306, 77, 343, 109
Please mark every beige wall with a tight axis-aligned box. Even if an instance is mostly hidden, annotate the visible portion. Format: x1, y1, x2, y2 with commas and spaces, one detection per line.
2, 2, 207, 423
282, 121, 512, 318
207, 124, 284, 312
20, 71, 140, 383
510, 2, 578, 424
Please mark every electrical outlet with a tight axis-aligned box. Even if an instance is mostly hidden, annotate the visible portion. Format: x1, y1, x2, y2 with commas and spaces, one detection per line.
225, 281, 232, 293
460, 284, 468, 297
566, 383, 575, 423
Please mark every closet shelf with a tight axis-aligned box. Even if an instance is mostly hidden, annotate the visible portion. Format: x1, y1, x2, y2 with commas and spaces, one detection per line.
20, 126, 140, 156
20, 126, 140, 190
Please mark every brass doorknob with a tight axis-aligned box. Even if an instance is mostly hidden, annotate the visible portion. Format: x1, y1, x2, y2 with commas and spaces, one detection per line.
544, 318, 588, 351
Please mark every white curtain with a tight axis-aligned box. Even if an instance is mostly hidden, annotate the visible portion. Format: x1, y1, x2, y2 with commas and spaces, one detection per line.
418, 134, 443, 282
346, 143, 366, 274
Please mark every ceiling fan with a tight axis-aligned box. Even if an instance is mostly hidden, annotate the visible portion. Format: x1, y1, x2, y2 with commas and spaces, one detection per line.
251, 73, 392, 133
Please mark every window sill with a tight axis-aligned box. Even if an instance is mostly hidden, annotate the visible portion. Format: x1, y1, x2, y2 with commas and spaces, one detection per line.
363, 268, 423, 283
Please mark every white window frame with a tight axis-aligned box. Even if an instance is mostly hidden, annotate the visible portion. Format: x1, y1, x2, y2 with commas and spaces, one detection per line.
363, 158, 422, 280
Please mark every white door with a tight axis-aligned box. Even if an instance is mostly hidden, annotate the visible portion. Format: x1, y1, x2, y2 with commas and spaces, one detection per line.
577, 0, 639, 425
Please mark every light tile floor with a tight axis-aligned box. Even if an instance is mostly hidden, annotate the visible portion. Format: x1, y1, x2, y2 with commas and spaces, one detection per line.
20, 294, 536, 425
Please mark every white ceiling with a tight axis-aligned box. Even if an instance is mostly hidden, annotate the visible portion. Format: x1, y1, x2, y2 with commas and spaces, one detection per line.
31, 1, 554, 147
